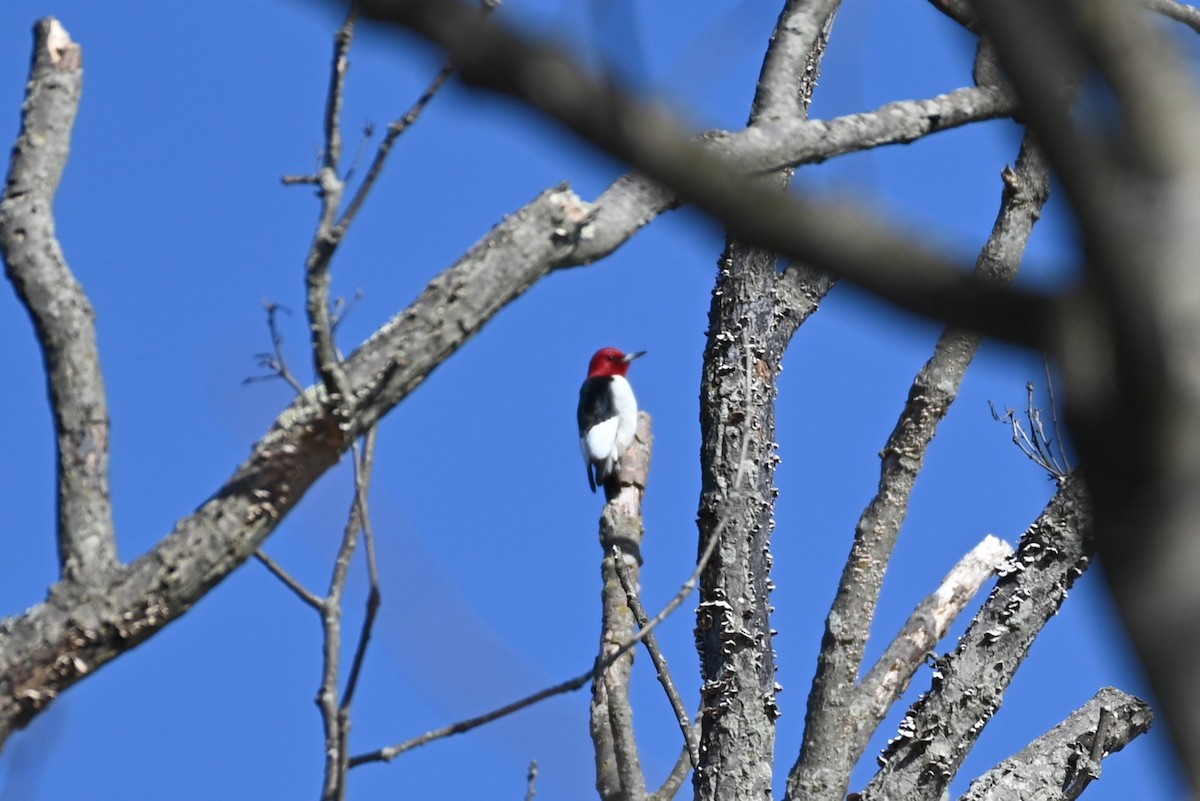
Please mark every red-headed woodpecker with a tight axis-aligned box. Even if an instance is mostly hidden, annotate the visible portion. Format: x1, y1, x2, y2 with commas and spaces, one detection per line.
577, 347, 646, 493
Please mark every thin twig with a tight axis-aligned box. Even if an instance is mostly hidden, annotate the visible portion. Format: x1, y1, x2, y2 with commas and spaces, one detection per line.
989, 384, 1070, 483
323, 7, 356, 176
341, 428, 382, 711
613, 549, 698, 768
336, 0, 500, 237
245, 301, 306, 394
343, 121, 376, 185
320, 430, 379, 801
352, 444, 744, 767
349, 670, 593, 765
254, 550, 323, 609
319, 496, 356, 794
1044, 357, 1072, 473
336, 62, 454, 235
330, 289, 364, 335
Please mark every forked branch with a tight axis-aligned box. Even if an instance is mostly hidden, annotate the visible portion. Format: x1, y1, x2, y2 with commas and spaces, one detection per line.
790, 133, 1051, 801
256, 430, 381, 801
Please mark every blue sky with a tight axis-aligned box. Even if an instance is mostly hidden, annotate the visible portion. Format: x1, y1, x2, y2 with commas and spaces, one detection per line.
0, 1, 1185, 799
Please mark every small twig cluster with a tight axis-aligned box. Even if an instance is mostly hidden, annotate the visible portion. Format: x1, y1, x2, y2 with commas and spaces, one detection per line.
244, 301, 305, 393
990, 362, 1072, 483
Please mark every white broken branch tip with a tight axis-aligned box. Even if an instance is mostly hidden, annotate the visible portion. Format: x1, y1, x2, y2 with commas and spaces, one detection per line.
933, 535, 1014, 598
43, 19, 81, 68
974, 533, 1015, 564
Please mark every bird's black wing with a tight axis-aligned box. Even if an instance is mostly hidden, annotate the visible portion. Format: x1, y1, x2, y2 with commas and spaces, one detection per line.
578, 377, 617, 493
577, 376, 617, 433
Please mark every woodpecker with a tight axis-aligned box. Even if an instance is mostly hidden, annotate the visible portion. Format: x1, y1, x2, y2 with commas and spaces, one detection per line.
577, 347, 646, 494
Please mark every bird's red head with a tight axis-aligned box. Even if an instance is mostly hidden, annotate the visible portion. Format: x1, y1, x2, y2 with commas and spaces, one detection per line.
587, 347, 646, 378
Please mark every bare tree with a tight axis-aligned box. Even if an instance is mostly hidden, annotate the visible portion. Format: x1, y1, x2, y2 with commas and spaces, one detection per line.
6, 0, 1200, 798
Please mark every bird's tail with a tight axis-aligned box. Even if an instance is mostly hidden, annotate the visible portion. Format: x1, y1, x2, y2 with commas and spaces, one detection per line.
592, 456, 620, 497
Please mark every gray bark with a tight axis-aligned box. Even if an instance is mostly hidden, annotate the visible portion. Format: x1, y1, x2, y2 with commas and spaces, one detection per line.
693, 246, 788, 801
789, 134, 1052, 801
959, 687, 1153, 801
863, 477, 1094, 800
0, 19, 117, 587
591, 414, 654, 801
693, 3, 837, 799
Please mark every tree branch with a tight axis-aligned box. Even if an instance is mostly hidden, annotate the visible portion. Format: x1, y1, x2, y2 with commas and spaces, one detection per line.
304, 8, 356, 410
614, 550, 698, 769
317, 432, 378, 801
570, 84, 1015, 269
751, 0, 839, 122
340, 429, 382, 713
863, 476, 1101, 800
0, 183, 595, 747
349, 671, 592, 767
789, 133, 1051, 801
1144, 0, 1200, 34
353, 0, 1055, 350
647, 746, 693, 801
245, 301, 307, 394
958, 687, 1153, 801
855, 535, 1014, 747
0, 18, 117, 585
693, 4, 837, 797
254, 550, 323, 610
976, 0, 1200, 785
591, 414, 652, 801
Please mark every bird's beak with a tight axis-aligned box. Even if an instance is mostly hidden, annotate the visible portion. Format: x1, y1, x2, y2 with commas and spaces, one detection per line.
624, 351, 647, 362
